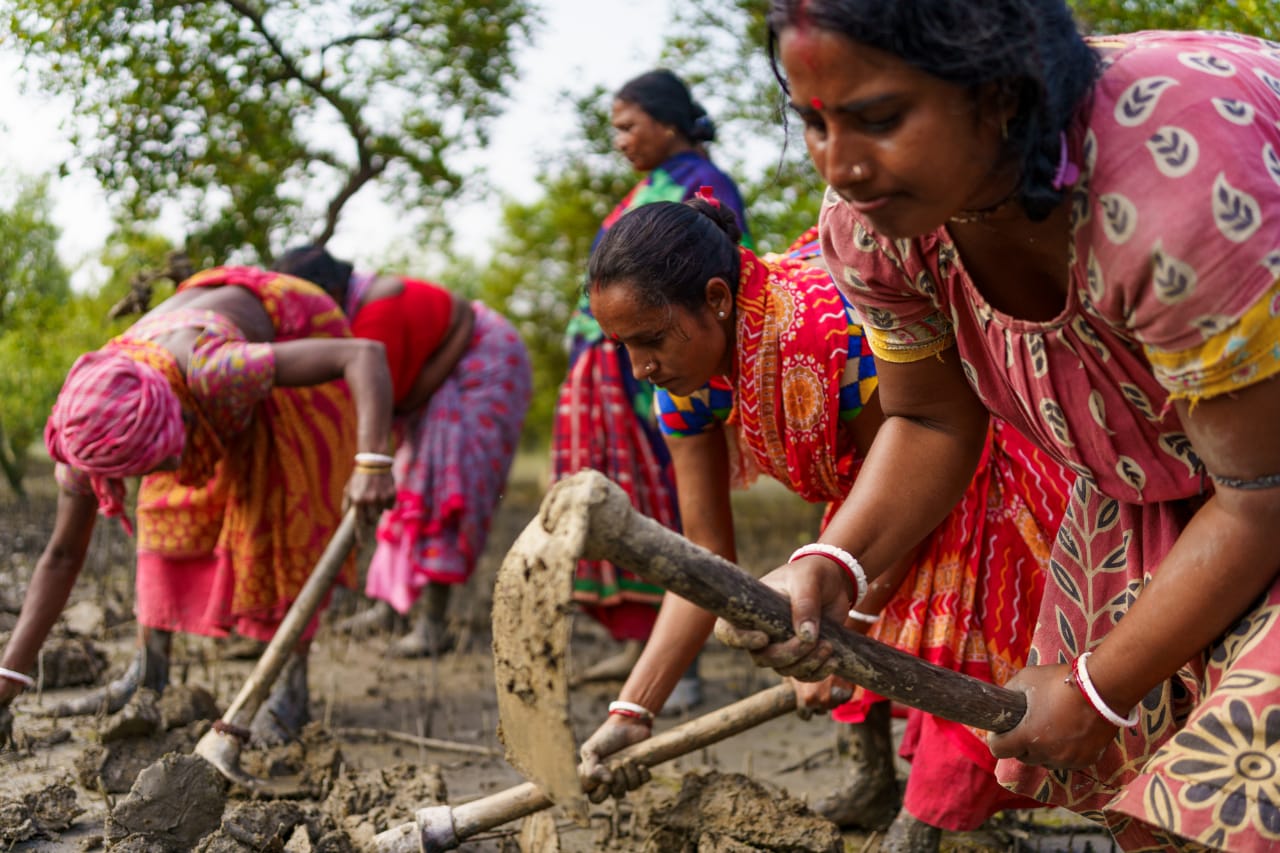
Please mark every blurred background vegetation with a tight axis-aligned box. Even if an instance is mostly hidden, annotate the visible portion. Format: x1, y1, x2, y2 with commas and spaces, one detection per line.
1, 0, 1275, 496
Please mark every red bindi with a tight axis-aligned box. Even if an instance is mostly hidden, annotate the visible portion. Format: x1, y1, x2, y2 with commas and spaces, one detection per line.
810, 96, 825, 110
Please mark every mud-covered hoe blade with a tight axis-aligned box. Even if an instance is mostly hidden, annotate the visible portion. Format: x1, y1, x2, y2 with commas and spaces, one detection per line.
492, 494, 589, 824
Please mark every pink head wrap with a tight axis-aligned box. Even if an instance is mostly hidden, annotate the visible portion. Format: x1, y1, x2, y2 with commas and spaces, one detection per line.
44, 349, 186, 529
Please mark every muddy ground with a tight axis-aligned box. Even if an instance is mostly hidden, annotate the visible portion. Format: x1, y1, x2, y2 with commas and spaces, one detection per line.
0, 456, 1113, 852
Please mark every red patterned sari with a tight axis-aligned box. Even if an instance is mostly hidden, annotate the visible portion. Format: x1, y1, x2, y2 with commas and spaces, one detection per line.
731, 249, 1072, 831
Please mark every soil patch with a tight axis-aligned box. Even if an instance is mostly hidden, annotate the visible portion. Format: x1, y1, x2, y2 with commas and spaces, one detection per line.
0, 458, 1112, 852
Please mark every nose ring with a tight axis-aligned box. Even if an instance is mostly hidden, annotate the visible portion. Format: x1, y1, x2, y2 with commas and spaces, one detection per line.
850, 163, 869, 181
644, 362, 655, 373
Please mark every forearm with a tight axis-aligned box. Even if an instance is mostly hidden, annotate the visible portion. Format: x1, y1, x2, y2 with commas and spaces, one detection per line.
1, 491, 96, 691
617, 594, 716, 713
1086, 491, 1280, 712
820, 412, 986, 587
344, 340, 395, 454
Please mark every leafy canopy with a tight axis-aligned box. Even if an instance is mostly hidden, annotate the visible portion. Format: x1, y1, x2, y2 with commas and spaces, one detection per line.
4, 0, 537, 264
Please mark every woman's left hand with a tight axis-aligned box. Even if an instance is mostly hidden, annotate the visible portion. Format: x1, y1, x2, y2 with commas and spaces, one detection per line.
987, 663, 1122, 770
790, 675, 854, 719
345, 469, 396, 525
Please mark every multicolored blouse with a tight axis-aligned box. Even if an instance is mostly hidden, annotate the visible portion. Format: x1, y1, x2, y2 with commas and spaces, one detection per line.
822, 30, 1280, 507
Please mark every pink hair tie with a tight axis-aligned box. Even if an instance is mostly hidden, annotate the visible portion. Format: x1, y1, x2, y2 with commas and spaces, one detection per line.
695, 185, 721, 207
1051, 132, 1079, 190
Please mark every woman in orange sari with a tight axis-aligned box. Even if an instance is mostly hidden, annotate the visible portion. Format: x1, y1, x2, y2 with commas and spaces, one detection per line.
574, 197, 1071, 848
0, 266, 394, 745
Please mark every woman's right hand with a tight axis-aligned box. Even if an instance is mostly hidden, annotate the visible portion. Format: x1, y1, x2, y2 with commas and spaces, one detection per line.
713, 555, 854, 681
344, 469, 396, 525
578, 715, 654, 802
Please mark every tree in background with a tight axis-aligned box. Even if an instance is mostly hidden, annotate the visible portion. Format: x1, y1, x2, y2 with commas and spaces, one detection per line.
1070, 0, 1279, 38
0, 177, 96, 495
455, 89, 635, 447
4, 0, 536, 266
660, 0, 826, 253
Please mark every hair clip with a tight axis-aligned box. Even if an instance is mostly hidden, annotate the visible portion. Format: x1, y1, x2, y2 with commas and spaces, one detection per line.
695, 186, 721, 207
1051, 132, 1080, 190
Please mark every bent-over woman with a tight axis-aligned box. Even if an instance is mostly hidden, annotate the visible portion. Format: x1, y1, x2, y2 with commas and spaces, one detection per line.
553, 70, 752, 702
273, 246, 532, 658
575, 197, 1071, 848
0, 265, 394, 745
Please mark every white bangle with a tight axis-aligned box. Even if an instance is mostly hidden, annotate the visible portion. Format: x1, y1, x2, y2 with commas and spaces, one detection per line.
607, 700, 655, 723
1073, 652, 1139, 728
847, 609, 880, 625
0, 667, 34, 688
789, 543, 868, 606
354, 452, 395, 467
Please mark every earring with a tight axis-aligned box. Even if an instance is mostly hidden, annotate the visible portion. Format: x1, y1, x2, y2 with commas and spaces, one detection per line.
717, 311, 726, 319
1001, 116, 1009, 140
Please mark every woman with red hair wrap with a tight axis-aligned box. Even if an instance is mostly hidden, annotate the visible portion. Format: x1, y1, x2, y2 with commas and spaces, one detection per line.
273, 246, 532, 658
0, 265, 395, 746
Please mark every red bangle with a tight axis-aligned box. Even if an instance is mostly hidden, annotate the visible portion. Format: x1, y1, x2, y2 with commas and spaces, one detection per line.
1071, 653, 1138, 728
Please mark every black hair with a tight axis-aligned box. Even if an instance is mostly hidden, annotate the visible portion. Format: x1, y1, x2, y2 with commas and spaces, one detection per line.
766, 0, 1100, 221
588, 198, 741, 312
616, 69, 717, 145
271, 245, 354, 304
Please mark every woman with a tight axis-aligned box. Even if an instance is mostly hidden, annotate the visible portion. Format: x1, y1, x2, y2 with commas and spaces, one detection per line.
272, 246, 532, 658
553, 69, 751, 700
574, 197, 1071, 847
716, 2, 1280, 849
0, 265, 395, 746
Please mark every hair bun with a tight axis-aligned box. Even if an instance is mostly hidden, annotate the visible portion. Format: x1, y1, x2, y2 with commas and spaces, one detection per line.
687, 195, 742, 244
690, 114, 717, 143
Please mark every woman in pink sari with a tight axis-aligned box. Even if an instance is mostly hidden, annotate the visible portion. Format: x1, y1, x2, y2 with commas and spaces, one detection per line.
0, 266, 394, 745
274, 246, 532, 657
717, 1, 1280, 849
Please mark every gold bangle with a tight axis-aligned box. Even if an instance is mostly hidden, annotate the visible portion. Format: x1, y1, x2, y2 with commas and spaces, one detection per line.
354, 463, 392, 475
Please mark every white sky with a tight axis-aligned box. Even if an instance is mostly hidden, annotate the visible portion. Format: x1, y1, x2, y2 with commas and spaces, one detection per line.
0, 0, 672, 290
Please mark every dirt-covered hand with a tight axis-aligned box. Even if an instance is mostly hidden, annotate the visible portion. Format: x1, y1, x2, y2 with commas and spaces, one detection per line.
791, 675, 854, 718
714, 555, 853, 680
578, 715, 653, 803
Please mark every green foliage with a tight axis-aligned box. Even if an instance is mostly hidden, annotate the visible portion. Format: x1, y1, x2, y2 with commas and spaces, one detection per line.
4, 0, 537, 265
0, 177, 127, 493
1070, 0, 1280, 39
659, 0, 824, 252
451, 92, 637, 447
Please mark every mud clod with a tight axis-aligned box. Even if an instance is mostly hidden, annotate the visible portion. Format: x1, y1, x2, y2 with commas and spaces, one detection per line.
105, 754, 228, 851
0, 781, 83, 844
38, 637, 109, 689
76, 722, 209, 794
636, 771, 843, 853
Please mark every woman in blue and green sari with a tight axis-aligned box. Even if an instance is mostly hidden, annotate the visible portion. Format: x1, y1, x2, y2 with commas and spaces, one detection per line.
552, 69, 750, 704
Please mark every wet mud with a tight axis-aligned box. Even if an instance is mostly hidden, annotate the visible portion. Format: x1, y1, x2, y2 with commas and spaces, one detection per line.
0, 462, 1113, 852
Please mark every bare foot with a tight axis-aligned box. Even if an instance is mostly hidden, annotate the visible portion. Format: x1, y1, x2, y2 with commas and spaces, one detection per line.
881, 809, 942, 853
249, 653, 310, 747
387, 615, 455, 659
333, 600, 398, 636
40, 657, 141, 717
812, 703, 901, 831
